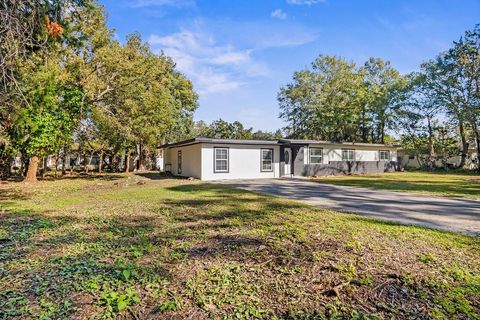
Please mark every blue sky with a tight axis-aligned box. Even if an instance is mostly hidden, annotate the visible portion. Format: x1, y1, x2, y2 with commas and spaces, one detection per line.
99, 0, 480, 131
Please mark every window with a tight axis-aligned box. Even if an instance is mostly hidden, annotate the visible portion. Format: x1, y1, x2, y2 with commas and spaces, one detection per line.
177, 151, 182, 174
284, 150, 290, 165
309, 148, 323, 164
379, 150, 390, 161
261, 149, 274, 172
342, 149, 355, 161
214, 148, 229, 172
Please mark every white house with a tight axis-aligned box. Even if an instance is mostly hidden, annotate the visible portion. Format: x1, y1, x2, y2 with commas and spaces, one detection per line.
159, 138, 399, 180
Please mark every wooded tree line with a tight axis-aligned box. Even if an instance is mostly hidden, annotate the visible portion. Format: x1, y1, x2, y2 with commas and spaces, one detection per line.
1, 1, 478, 181
279, 25, 480, 170
191, 119, 282, 140
0, 1, 197, 182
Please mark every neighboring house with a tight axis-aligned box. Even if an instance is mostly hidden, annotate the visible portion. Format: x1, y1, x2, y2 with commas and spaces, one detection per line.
398, 147, 478, 169
159, 137, 399, 180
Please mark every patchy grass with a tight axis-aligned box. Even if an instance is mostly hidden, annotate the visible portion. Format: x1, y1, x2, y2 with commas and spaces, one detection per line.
312, 171, 480, 199
0, 173, 479, 319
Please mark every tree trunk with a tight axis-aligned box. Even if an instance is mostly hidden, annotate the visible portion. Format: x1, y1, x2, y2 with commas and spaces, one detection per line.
458, 122, 468, 168
98, 151, 104, 174
138, 143, 145, 172
474, 126, 480, 173
41, 156, 47, 178
125, 152, 130, 173
61, 145, 67, 176
427, 117, 435, 171
21, 151, 29, 177
25, 156, 39, 183
108, 155, 113, 172
53, 155, 58, 178
0, 154, 12, 180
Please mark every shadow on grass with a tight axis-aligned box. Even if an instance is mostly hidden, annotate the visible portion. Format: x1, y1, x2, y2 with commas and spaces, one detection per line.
45, 173, 125, 181
0, 187, 30, 201
134, 172, 187, 180
1, 182, 478, 319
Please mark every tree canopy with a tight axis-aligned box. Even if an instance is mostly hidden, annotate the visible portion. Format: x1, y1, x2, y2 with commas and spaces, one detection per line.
0, 1, 198, 181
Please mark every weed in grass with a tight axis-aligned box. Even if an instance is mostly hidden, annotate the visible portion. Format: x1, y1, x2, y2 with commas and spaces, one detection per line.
157, 291, 183, 313
335, 263, 357, 280
0, 227, 8, 240
98, 287, 140, 318
344, 239, 361, 252
357, 274, 373, 286
418, 253, 437, 265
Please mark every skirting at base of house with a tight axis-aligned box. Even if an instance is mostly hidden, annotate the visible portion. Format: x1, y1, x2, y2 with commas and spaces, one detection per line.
298, 161, 399, 177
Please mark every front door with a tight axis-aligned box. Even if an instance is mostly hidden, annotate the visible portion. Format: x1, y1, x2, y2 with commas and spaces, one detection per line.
284, 148, 291, 176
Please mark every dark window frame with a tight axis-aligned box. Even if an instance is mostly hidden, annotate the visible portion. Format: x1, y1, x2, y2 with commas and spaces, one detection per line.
309, 147, 323, 164
379, 150, 390, 161
214, 147, 229, 173
260, 148, 274, 172
342, 149, 355, 161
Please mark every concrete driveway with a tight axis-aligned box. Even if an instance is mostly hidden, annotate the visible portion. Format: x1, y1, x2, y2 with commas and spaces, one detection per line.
223, 178, 480, 236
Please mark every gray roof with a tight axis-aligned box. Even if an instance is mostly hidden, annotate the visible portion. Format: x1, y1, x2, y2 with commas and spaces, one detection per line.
159, 137, 397, 149
279, 139, 397, 147
158, 137, 279, 148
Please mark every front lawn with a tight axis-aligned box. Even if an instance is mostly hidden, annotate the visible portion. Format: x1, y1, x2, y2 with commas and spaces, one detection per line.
312, 171, 480, 199
0, 173, 479, 319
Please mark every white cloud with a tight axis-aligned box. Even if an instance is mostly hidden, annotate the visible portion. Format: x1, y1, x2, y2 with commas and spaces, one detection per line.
286, 0, 325, 5
148, 30, 268, 94
128, 0, 194, 8
271, 9, 287, 20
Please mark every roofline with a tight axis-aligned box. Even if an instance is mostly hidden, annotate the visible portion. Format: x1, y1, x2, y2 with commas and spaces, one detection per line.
158, 137, 280, 149
158, 137, 399, 149
279, 139, 399, 148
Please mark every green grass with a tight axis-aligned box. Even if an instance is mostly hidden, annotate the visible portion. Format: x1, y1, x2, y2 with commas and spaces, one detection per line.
312, 171, 480, 199
0, 173, 479, 319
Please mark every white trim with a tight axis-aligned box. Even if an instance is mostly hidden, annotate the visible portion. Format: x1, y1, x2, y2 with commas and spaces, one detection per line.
214, 147, 229, 173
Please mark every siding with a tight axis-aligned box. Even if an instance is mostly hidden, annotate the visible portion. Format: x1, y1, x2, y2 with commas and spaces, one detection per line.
165, 144, 202, 178
294, 144, 399, 176
200, 143, 280, 180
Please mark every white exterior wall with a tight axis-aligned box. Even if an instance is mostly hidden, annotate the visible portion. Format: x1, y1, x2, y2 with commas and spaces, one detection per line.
165, 144, 202, 178
200, 143, 280, 181
303, 144, 398, 164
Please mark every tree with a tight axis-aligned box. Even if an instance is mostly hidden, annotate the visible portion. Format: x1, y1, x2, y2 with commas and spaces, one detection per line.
0, 0, 93, 179
252, 129, 283, 140
0, 0, 90, 92
399, 73, 445, 170
420, 25, 480, 170
198, 119, 254, 139
279, 55, 404, 143
279, 55, 365, 141
361, 58, 407, 143
11, 52, 84, 182
82, 30, 197, 172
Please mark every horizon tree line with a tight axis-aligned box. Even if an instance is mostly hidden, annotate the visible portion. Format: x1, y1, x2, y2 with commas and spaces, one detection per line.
1, 1, 478, 181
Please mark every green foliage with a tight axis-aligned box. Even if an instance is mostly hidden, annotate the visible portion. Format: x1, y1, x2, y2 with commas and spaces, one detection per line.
415, 24, 480, 169
279, 55, 405, 143
11, 56, 85, 158
99, 288, 140, 317
418, 253, 437, 265
189, 119, 282, 141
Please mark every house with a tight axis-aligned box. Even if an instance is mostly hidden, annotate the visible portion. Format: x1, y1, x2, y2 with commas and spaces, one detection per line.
398, 147, 478, 170
159, 138, 399, 180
